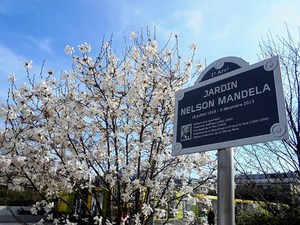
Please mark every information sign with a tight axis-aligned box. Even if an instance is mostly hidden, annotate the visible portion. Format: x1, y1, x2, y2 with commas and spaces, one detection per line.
172, 56, 288, 156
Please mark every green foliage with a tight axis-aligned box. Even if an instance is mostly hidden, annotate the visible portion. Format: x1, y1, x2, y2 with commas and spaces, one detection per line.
236, 209, 272, 225
0, 188, 41, 206
236, 204, 300, 225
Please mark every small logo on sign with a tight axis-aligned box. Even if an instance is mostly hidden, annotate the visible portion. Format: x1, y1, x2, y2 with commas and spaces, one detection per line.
181, 124, 192, 141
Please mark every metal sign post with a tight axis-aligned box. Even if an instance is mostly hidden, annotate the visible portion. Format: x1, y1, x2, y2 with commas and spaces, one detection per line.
217, 148, 235, 225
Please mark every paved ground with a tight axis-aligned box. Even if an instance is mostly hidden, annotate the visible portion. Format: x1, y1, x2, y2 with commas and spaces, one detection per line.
0, 221, 42, 224
0, 222, 46, 225
1, 223, 37, 225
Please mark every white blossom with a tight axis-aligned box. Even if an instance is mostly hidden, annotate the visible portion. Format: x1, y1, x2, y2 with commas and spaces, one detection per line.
66, 219, 77, 225
102, 42, 109, 49
53, 218, 60, 225
129, 31, 137, 40
133, 213, 142, 225
195, 60, 203, 70
22, 60, 33, 69
0, 156, 11, 169
184, 58, 192, 68
189, 42, 198, 51
44, 202, 54, 213
7, 73, 16, 82
64, 45, 75, 55
37, 218, 44, 225
155, 208, 166, 218
141, 203, 153, 216
105, 219, 115, 225
7, 108, 18, 119
159, 197, 168, 206
94, 216, 103, 224
171, 206, 179, 217
30, 206, 38, 215
185, 194, 198, 206
184, 211, 196, 224
78, 42, 91, 53
46, 213, 53, 221
13, 156, 26, 167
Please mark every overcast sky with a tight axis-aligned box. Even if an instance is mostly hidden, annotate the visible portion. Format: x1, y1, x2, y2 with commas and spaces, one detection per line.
0, 0, 300, 99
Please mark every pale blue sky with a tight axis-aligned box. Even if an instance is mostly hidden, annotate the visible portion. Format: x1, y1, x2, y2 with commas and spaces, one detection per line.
0, 0, 300, 99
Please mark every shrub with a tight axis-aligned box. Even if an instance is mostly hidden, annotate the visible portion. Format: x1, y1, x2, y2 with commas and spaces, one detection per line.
0, 188, 41, 206
236, 205, 300, 225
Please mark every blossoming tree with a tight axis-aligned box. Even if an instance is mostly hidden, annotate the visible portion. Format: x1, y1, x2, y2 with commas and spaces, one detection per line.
0, 30, 215, 225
